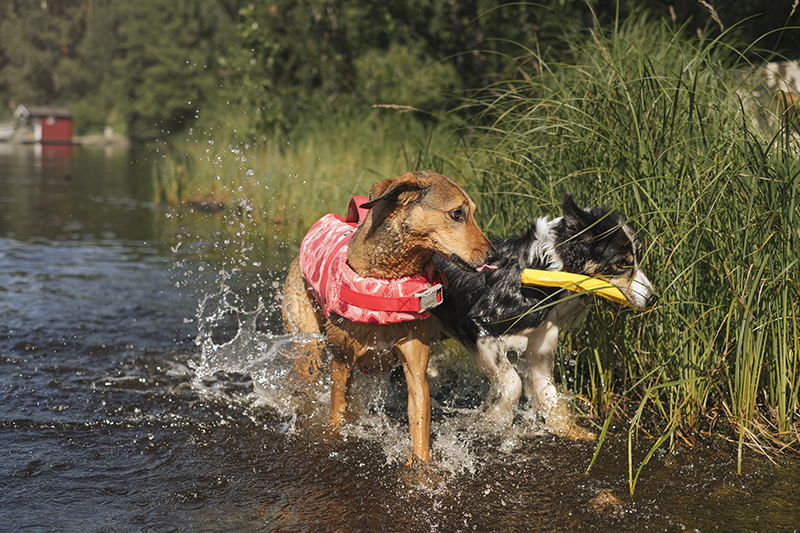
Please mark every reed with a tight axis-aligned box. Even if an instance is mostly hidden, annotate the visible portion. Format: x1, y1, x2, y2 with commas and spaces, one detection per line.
459, 11, 799, 481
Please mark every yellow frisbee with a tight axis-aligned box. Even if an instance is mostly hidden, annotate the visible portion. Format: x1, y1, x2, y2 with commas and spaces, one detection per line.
520, 269, 635, 308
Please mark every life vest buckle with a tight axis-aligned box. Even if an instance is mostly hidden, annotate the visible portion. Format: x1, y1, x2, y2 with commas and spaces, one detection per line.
415, 284, 443, 312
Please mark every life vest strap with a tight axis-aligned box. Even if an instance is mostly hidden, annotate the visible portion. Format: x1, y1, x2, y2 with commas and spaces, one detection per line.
338, 282, 443, 313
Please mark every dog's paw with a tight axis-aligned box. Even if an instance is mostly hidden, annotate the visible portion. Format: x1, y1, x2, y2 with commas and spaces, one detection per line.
322, 415, 345, 439
481, 402, 516, 430
540, 397, 596, 441
402, 454, 446, 490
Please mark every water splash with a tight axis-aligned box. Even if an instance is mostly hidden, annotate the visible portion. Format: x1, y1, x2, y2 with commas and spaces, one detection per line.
189, 269, 573, 478
191, 272, 329, 421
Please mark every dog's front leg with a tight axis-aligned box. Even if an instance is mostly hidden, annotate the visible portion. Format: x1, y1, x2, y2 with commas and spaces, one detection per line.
520, 322, 560, 409
522, 302, 587, 408
395, 327, 432, 462
329, 356, 353, 430
472, 336, 522, 426
522, 321, 595, 440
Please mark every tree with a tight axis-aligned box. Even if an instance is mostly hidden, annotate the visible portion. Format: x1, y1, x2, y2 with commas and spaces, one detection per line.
0, 0, 89, 114
0, 0, 238, 137
1, 0, 796, 138
110, 0, 238, 140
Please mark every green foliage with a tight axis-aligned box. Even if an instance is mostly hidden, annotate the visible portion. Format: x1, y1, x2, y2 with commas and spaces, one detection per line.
0, 0, 594, 137
0, 0, 237, 137
110, 0, 238, 140
216, 0, 607, 137
1, 1, 797, 137
224, 1, 361, 138
0, 0, 88, 108
353, 43, 460, 109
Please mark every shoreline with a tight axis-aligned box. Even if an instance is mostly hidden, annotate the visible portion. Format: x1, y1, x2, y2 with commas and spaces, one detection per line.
0, 134, 130, 147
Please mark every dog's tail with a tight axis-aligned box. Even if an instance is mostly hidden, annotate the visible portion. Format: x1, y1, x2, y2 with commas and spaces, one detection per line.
283, 256, 328, 383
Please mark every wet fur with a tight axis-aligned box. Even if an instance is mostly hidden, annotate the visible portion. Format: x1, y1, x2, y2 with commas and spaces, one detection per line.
431, 194, 657, 438
282, 171, 493, 462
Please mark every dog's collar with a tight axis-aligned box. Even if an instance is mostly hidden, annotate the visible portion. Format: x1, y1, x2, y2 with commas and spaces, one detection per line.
520, 269, 647, 309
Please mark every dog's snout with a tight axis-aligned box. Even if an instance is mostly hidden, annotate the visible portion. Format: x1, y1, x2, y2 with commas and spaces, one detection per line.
645, 292, 658, 308
485, 247, 501, 265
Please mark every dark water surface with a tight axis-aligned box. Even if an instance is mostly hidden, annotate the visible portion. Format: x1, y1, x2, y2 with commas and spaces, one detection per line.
1, 143, 798, 532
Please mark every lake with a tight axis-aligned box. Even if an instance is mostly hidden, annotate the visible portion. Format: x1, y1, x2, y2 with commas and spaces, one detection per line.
0, 143, 797, 532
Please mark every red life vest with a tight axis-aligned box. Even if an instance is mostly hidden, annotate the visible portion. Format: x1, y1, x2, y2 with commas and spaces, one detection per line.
299, 196, 444, 325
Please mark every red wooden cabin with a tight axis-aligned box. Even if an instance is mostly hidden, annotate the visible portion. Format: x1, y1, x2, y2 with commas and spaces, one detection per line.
14, 105, 74, 144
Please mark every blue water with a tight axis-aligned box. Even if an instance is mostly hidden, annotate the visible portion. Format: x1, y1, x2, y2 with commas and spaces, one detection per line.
0, 143, 798, 532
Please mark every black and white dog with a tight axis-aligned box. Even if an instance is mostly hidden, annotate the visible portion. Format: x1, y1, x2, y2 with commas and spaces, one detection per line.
431, 194, 657, 438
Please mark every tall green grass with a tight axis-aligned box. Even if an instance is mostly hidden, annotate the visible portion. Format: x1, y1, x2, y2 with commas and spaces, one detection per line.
154, 101, 467, 244
459, 13, 799, 484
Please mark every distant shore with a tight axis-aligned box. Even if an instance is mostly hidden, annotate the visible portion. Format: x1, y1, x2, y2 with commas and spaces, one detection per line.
0, 132, 130, 147
74, 132, 130, 147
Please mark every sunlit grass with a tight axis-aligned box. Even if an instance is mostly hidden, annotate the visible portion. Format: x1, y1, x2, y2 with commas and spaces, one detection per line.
154, 102, 469, 244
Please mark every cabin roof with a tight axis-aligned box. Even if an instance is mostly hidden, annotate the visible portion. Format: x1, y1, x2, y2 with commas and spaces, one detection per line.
14, 105, 73, 119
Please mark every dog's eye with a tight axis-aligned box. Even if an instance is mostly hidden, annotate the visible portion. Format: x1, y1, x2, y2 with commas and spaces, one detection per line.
449, 209, 466, 222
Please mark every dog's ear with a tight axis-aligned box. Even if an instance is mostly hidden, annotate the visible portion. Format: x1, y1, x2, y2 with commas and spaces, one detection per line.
361, 172, 426, 209
562, 193, 588, 228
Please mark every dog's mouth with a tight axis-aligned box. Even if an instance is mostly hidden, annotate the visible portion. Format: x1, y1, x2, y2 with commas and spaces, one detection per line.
448, 253, 498, 273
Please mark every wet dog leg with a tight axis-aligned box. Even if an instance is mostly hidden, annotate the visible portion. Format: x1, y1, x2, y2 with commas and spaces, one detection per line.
282, 257, 327, 381
395, 327, 432, 462
472, 337, 522, 426
329, 356, 353, 430
519, 321, 560, 410
521, 321, 594, 440
282, 257, 322, 335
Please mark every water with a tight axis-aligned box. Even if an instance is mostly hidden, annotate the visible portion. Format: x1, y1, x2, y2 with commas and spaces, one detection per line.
1, 143, 798, 532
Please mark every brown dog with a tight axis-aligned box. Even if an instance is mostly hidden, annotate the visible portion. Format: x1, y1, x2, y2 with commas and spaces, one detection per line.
282, 170, 493, 462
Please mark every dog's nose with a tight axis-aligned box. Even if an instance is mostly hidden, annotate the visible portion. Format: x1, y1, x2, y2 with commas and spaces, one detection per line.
645, 292, 659, 308
485, 247, 501, 265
